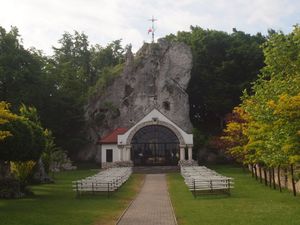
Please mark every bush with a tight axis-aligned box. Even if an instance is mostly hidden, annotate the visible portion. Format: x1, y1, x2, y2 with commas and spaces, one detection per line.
10, 161, 36, 191
0, 178, 21, 198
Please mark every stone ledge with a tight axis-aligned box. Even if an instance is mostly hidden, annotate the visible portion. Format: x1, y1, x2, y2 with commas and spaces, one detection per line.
102, 161, 133, 169
178, 160, 198, 167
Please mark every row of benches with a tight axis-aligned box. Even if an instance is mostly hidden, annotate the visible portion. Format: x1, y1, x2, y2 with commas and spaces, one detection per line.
72, 167, 132, 196
181, 166, 234, 196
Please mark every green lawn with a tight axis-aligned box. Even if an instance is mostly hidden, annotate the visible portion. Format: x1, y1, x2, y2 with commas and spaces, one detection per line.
168, 165, 300, 225
0, 170, 144, 225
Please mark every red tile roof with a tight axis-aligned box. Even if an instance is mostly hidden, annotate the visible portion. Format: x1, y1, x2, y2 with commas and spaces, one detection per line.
98, 128, 128, 144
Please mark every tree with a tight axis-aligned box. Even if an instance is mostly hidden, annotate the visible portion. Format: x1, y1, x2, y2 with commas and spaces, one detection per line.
48, 33, 126, 155
0, 26, 45, 109
0, 101, 19, 180
90, 40, 124, 75
241, 26, 300, 168
0, 102, 18, 140
166, 27, 265, 134
267, 93, 300, 164
0, 105, 46, 162
220, 106, 250, 164
0, 104, 47, 193
220, 26, 300, 195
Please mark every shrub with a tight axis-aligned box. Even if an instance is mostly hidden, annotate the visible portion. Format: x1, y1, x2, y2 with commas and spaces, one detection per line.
0, 178, 21, 198
10, 161, 36, 191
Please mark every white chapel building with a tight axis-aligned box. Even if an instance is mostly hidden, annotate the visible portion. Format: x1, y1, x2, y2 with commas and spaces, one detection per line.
98, 108, 193, 167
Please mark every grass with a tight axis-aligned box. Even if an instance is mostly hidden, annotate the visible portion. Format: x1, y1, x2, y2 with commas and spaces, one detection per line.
168, 165, 300, 225
0, 169, 144, 225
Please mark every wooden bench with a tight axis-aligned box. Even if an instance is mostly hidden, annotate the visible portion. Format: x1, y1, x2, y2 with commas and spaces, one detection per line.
72, 167, 132, 197
181, 166, 234, 197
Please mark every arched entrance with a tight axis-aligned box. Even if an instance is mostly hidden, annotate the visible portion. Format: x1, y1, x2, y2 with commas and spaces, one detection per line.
131, 125, 180, 166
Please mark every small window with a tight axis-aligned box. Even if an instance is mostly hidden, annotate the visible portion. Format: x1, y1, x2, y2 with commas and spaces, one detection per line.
106, 149, 113, 162
163, 101, 170, 111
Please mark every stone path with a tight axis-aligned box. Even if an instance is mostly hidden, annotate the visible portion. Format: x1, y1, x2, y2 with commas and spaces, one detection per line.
117, 174, 177, 225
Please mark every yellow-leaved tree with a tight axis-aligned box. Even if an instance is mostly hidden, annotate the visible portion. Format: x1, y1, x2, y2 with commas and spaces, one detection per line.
0, 101, 18, 140
222, 26, 300, 196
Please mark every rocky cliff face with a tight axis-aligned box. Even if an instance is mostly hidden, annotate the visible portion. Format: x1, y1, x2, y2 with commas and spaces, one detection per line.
82, 39, 193, 160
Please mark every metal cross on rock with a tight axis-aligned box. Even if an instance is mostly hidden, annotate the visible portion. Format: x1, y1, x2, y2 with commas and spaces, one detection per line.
148, 16, 157, 43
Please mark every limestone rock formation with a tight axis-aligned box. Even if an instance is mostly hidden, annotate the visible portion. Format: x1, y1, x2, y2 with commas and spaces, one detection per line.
82, 39, 193, 160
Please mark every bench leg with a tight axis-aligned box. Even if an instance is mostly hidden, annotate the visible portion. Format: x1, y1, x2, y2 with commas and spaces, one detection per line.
76, 182, 79, 198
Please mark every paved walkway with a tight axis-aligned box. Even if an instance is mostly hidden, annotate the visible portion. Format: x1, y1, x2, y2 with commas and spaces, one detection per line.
117, 174, 177, 225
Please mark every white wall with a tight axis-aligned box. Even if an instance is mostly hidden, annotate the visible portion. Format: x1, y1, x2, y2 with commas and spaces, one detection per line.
101, 144, 120, 163
118, 109, 193, 145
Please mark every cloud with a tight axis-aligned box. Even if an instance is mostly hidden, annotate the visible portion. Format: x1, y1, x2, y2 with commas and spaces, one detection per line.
0, 0, 298, 55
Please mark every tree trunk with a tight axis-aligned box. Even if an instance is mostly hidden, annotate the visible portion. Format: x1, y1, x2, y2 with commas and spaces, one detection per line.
0, 160, 11, 179
250, 164, 254, 177
263, 167, 268, 186
259, 165, 262, 183
254, 165, 258, 180
269, 169, 272, 188
290, 164, 297, 196
278, 165, 282, 192
272, 167, 276, 190
284, 167, 288, 188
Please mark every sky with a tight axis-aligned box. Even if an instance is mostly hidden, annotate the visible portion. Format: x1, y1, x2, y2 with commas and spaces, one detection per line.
1, 0, 300, 55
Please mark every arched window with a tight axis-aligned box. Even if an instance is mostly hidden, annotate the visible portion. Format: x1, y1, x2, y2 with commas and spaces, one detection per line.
131, 125, 179, 166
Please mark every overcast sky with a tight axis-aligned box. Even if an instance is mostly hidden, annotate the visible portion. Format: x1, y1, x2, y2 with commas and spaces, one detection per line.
1, 0, 300, 55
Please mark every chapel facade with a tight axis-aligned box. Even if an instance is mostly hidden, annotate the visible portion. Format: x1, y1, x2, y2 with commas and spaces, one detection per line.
98, 108, 193, 167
